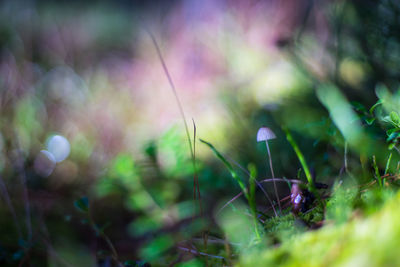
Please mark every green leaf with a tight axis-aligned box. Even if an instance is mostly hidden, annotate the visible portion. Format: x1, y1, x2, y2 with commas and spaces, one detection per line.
74, 197, 89, 213
385, 153, 392, 175
372, 156, 382, 187
351, 101, 367, 113
111, 154, 135, 178
387, 132, 400, 142
317, 85, 362, 145
387, 128, 398, 136
388, 143, 396, 150
365, 117, 375, 125
12, 250, 24, 261
99, 222, 111, 231
382, 115, 392, 123
390, 111, 400, 125
124, 260, 148, 267
369, 99, 383, 114
18, 239, 30, 249
144, 141, 157, 160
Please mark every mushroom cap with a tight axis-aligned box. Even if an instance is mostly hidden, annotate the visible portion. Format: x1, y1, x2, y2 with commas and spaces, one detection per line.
257, 126, 276, 142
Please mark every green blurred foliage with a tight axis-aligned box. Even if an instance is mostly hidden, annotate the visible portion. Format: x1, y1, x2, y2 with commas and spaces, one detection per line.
1, 0, 400, 266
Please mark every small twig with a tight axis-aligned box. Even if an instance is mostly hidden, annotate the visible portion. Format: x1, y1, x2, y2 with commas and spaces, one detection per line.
87, 210, 123, 267
224, 154, 277, 216
217, 192, 244, 215
38, 216, 73, 267
344, 141, 348, 173
177, 246, 226, 260
0, 175, 22, 239
261, 195, 292, 213
191, 237, 241, 247
18, 250, 31, 267
224, 235, 232, 266
192, 119, 202, 214
20, 172, 32, 241
265, 141, 281, 212
217, 178, 303, 215
13, 149, 32, 242
148, 32, 205, 255
259, 178, 304, 184
192, 120, 209, 266
147, 30, 195, 167
243, 211, 265, 224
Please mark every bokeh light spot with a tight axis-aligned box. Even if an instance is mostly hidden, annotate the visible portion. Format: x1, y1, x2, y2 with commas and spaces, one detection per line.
34, 150, 56, 177
46, 135, 71, 162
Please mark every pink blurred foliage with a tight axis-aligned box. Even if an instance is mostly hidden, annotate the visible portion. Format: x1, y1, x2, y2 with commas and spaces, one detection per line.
0, 0, 333, 167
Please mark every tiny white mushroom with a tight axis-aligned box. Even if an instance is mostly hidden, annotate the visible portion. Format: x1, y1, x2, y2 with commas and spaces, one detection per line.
257, 127, 276, 142
256, 127, 277, 178
257, 126, 281, 211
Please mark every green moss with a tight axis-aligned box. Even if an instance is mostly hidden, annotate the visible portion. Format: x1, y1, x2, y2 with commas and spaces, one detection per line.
239, 190, 400, 267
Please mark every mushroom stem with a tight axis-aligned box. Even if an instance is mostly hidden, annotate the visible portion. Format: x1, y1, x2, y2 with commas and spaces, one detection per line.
265, 141, 281, 212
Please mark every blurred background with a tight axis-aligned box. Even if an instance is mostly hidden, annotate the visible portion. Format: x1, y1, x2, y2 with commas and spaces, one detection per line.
1, 0, 400, 266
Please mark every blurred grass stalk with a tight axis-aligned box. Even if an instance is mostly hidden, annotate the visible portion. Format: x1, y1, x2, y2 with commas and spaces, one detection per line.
283, 127, 314, 192
200, 139, 263, 240
147, 31, 202, 217
248, 163, 261, 240
199, 139, 248, 199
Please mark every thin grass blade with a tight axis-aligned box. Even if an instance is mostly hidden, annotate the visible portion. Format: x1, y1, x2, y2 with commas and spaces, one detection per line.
283, 127, 314, 190
199, 139, 248, 199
